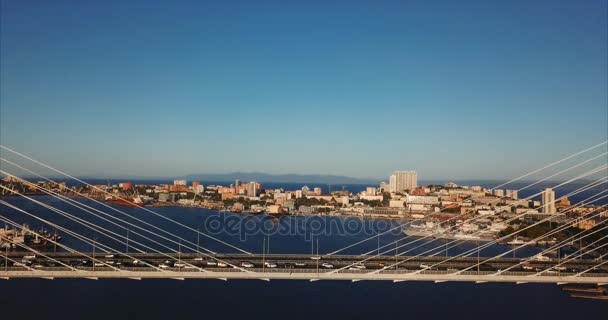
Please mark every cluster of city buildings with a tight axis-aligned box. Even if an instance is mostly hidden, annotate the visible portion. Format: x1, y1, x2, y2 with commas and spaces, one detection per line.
1, 171, 605, 236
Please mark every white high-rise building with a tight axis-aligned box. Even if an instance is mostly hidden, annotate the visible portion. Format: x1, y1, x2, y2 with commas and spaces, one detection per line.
389, 171, 417, 193
246, 182, 258, 197
541, 188, 556, 214
389, 175, 397, 193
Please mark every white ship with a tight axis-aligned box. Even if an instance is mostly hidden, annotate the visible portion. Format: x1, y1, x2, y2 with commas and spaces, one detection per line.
403, 221, 494, 242
507, 237, 525, 245
402, 221, 447, 238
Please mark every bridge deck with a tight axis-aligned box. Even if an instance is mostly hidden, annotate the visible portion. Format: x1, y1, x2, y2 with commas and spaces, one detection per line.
1, 252, 606, 283
1, 269, 607, 284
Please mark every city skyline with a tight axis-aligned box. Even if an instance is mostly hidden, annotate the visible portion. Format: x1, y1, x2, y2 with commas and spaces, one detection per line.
1, 0, 607, 180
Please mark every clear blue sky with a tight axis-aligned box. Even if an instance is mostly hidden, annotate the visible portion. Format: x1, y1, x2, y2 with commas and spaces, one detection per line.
1, 0, 606, 181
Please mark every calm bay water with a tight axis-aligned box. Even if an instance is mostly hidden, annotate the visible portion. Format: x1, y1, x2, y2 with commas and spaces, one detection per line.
0, 182, 607, 319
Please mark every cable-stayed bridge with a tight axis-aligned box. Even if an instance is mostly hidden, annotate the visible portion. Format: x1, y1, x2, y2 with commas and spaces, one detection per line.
0, 143, 607, 285
1, 252, 606, 284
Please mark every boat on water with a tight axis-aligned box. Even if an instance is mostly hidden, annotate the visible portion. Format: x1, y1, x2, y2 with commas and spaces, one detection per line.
506, 237, 526, 245
402, 221, 494, 242
402, 221, 443, 237
111, 196, 145, 207
562, 285, 608, 300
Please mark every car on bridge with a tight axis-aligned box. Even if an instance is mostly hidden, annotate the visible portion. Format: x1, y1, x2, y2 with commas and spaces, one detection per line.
241, 261, 254, 268
321, 263, 334, 269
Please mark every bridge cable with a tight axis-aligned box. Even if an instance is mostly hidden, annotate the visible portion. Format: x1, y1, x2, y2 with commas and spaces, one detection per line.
0, 145, 251, 254
326, 143, 607, 255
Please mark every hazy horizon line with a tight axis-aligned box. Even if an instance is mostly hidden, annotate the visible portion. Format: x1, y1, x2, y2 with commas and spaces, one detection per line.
8, 174, 603, 186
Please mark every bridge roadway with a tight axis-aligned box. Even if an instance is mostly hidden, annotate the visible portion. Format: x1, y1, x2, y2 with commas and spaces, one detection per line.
1, 252, 607, 284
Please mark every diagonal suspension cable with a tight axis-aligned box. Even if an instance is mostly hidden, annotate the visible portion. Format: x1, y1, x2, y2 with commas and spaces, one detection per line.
0, 186, 248, 273
494, 213, 608, 275
360, 179, 607, 275
355, 162, 607, 261
334, 165, 607, 273
458, 204, 608, 275
0, 200, 171, 272
0, 167, 252, 271
0, 214, 158, 271
426, 192, 608, 275
0, 158, 216, 255
0, 145, 251, 254
531, 228, 608, 276
0, 169, 210, 255
326, 142, 607, 255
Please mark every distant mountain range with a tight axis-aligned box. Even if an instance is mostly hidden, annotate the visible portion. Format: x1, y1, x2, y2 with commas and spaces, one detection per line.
179, 172, 380, 184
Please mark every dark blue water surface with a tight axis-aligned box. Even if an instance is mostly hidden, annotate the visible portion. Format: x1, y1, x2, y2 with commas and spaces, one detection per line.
0, 181, 607, 319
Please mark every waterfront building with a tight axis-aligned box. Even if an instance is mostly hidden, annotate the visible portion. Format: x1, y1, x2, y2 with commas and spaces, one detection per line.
494, 189, 504, 197
366, 187, 377, 196
121, 182, 132, 190
307, 195, 333, 202
389, 200, 405, 208
379, 182, 388, 191
341, 196, 349, 205
221, 193, 236, 200
558, 196, 571, 208
359, 195, 383, 201
406, 195, 440, 205
389, 171, 417, 193
473, 196, 500, 205
170, 184, 189, 192
506, 189, 518, 200
541, 188, 556, 214
389, 175, 397, 193
506, 199, 529, 208
158, 193, 178, 202
267, 205, 282, 214
192, 181, 200, 189
219, 187, 235, 194
299, 205, 315, 214
173, 180, 187, 186
246, 181, 258, 197
314, 187, 322, 196
363, 207, 404, 216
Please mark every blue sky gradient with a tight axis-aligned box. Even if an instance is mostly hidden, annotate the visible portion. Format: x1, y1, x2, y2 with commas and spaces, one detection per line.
1, 0, 607, 181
